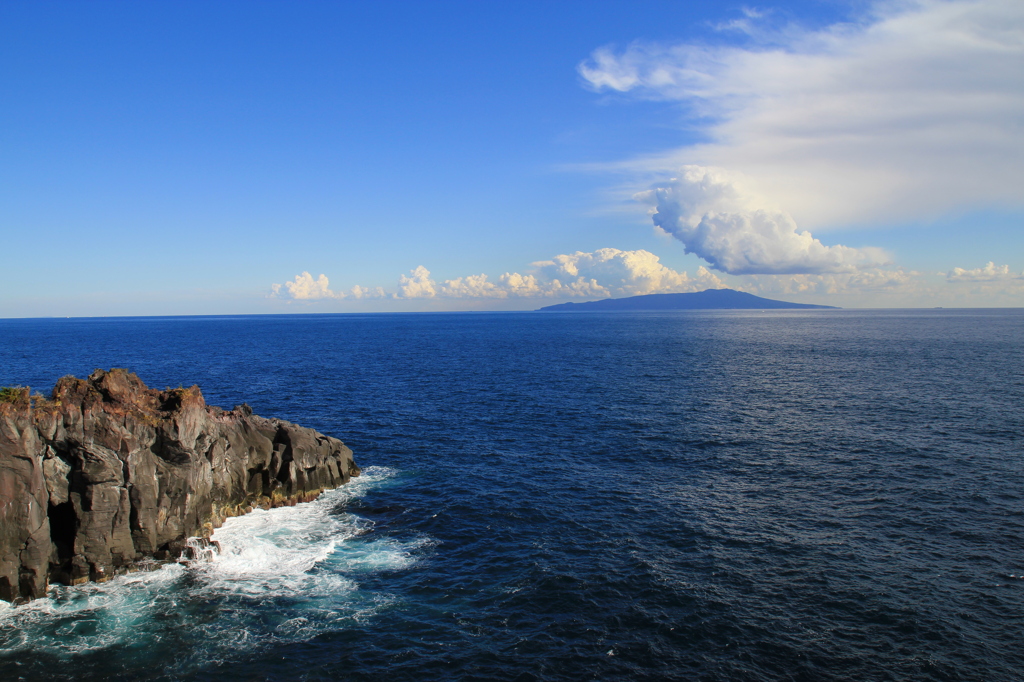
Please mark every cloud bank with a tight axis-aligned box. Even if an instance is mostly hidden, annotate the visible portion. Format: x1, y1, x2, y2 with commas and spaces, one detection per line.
636, 165, 888, 274
269, 273, 386, 301
579, 0, 1024, 229
271, 254, 1024, 308
946, 262, 1023, 282
272, 248, 725, 302
744, 268, 918, 296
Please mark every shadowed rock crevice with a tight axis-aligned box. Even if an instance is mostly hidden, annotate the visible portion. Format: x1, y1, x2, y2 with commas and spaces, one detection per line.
0, 369, 360, 603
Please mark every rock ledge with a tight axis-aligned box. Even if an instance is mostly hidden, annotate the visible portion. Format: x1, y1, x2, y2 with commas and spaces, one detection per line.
0, 369, 360, 603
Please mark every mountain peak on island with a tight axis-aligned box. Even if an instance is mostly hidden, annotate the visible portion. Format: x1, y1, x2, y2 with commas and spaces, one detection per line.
536, 288, 837, 312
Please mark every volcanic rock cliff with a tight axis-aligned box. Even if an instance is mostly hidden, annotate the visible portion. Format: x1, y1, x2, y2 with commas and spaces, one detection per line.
0, 369, 360, 603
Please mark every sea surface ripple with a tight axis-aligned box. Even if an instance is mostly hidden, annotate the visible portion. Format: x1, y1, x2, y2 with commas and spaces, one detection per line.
0, 309, 1022, 681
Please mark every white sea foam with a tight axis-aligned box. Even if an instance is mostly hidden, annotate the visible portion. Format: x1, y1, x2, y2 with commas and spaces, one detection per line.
0, 465, 423, 661
0, 563, 187, 656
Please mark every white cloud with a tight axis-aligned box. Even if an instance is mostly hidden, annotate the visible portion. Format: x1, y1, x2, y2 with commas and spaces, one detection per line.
440, 273, 508, 298
743, 268, 919, 296
271, 272, 386, 301
273, 257, 1023, 308
940, 262, 1024, 301
733, 263, 1024, 306
394, 249, 719, 300
433, 248, 725, 299
636, 165, 888, 274
274, 249, 726, 303
531, 247, 724, 295
579, 0, 1024, 230
397, 265, 437, 298
946, 262, 1023, 282
497, 272, 545, 297
280, 271, 335, 300
347, 284, 388, 299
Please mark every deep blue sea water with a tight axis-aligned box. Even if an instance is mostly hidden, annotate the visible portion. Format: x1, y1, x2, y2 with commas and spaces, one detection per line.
0, 310, 1022, 681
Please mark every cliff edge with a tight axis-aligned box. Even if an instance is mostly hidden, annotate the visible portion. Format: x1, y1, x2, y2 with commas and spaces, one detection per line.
0, 369, 360, 603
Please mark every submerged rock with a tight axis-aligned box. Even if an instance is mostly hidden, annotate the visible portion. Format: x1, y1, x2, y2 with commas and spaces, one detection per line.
0, 369, 360, 603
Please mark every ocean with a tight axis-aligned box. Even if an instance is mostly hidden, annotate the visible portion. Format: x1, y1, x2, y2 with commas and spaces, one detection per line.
0, 309, 1022, 681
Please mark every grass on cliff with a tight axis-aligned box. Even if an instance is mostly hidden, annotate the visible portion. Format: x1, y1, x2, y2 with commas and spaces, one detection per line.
0, 386, 60, 410
0, 386, 27, 404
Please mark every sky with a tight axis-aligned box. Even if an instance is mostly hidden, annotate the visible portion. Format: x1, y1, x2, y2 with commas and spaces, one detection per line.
1, 0, 1021, 316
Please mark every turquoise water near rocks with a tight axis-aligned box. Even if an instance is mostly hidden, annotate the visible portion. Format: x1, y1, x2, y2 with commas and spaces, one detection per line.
1, 310, 1022, 680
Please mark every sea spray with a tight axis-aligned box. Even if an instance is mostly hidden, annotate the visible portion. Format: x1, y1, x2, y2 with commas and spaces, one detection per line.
0, 466, 425, 671
180, 537, 220, 564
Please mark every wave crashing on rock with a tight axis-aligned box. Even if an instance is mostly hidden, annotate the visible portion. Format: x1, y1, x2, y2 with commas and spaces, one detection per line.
0, 369, 360, 603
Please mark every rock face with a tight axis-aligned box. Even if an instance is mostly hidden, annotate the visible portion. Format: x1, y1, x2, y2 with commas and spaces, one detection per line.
0, 369, 360, 603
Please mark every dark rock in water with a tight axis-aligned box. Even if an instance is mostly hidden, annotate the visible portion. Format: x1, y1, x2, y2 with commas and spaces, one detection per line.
0, 369, 360, 603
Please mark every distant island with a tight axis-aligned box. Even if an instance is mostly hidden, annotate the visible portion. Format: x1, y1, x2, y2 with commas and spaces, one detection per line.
537, 288, 838, 312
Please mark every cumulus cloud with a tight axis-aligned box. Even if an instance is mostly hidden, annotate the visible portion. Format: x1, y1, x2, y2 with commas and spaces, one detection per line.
939, 261, 1024, 301
394, 249, 722, 299
396, 264, 606, 300
397, 265, 437, 298
276, 272, 335, 300
347, 284, 388, 299
636, 165, 888, 274
579, 0, 1024, 229
273, 249, 725, 303
439, 273, 507, 298
531, 247, 724, 296
271, 272, 385, 301
946, 262, 1023, 282
496, 272, 546, 297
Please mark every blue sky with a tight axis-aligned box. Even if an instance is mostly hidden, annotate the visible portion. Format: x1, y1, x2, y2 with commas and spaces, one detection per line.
1, 0, 1021, 315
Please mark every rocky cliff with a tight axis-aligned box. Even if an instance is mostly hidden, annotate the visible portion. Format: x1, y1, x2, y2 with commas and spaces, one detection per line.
0, 369, 360, 603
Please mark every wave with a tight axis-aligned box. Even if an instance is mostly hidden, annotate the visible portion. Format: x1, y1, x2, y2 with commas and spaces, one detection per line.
0, 466, 423, 666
